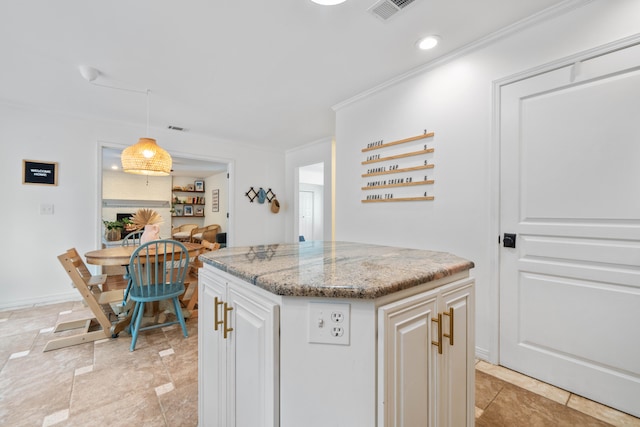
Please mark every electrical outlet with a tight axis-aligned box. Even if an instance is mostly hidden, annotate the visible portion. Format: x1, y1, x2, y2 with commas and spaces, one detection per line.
308, 302, 350, 345
331, 326, 344, 337
331, 312, 344, 323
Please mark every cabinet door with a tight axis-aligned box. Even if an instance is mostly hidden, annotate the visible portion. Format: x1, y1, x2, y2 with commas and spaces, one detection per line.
227, 281, 280, 427
438, 279, 475, 427
199, 273, 228, 427
378, 291, 439, 427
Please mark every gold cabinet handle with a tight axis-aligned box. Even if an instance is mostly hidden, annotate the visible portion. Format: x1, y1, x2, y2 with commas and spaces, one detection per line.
431, 313, 443, 354
214, 297, 224, 331
443, 307, 454, 346
223, 302, 234, 339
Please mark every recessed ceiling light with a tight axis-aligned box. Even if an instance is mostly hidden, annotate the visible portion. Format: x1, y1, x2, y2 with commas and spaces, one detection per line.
416, 35, 440, 50
311, 0, 346, 5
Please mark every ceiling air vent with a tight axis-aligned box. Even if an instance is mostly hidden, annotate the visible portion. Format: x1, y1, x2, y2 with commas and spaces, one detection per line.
369, 0, 417, 21
167, 125, 186, 132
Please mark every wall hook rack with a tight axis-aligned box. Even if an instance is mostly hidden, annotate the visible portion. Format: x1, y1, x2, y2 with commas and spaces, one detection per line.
245, 187, 277, 203
245, 187, 258, 202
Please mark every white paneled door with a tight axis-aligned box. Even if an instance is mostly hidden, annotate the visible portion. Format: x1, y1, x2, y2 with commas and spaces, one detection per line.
299, 190, 314, 241
499, 42, 640, 417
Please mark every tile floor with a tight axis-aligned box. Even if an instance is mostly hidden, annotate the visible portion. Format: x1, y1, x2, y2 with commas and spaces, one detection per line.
1, 300, 639, 426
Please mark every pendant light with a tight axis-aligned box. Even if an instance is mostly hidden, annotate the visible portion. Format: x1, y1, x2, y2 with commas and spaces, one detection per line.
121, 90, 172, 176
78, 65, 172, 176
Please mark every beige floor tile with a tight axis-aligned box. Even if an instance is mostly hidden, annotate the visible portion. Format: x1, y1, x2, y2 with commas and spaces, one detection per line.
0, 313, 60, 339
476, 360, 570, 405
158, 381, 198, 427
43, 408, 70, 427
568, 394, 640, 427
475, 370, 506, 410
0, 330, 38, 366
0, 358, 74, 426
161, 345, 198, 389
70, 357, 171, 415
476, 383, 611, 427
65, 389, 167, 426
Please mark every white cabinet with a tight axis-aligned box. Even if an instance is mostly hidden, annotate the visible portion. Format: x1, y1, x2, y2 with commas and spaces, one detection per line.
378, 278, 475, 427
200, 262, 474, 427
199, 268, 279, 427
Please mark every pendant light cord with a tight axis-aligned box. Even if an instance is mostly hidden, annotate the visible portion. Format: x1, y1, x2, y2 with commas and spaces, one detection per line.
88, 81, 151, 135
146, 89, 150, 137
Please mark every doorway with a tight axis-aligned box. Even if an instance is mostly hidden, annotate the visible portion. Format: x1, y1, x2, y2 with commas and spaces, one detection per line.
298, 163, 324, 242
99, 145, 231, 246
497, 41, 640, 417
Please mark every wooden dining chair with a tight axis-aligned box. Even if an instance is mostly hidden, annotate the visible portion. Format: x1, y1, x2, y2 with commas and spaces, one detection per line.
128, 239, 190, 351
46, 249, 124, 351
180, 238, 219, 317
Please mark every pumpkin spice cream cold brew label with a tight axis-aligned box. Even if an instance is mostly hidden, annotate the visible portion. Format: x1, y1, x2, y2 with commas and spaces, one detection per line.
360, 131, 436, 203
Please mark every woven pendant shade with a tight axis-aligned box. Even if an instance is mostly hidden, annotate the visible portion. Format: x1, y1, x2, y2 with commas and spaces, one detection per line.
121, 138, 172, 176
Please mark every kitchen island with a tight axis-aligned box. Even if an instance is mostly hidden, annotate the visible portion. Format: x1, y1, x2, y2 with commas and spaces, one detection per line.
199, 241, 475, 427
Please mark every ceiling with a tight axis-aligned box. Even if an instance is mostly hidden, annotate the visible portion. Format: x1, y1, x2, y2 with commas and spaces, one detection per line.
1, 0, 568, 154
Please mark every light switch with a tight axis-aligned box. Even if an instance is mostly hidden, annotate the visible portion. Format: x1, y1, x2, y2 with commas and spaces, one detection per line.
308, 302, 350, 345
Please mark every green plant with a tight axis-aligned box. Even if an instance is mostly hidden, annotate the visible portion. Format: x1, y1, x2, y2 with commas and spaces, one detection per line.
103, 220, 124, 230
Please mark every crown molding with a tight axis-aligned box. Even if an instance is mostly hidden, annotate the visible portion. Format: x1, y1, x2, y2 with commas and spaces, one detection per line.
332, 0, 593, 111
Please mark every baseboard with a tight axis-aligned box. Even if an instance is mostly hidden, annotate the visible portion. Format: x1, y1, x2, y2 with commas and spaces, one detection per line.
475, 346, 491, 362
0, 291, 81, 311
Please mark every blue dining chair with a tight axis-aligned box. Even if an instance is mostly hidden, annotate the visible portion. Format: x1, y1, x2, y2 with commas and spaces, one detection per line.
121, 230, 144, 306
122, 230, 143, 246
127, 239, 189, 351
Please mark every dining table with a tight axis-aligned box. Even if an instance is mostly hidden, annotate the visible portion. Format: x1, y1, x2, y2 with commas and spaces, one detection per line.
85, 241, 203, 266
85, 241, 203, 336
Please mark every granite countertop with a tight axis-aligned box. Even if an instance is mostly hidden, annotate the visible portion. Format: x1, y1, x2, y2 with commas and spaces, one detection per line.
200, 241, 474, 299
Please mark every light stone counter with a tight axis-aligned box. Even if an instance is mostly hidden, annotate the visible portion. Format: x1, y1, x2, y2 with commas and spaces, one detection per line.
199, 240, 474, 299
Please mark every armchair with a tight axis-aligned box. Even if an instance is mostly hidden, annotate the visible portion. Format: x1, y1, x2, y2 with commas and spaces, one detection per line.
171, 223, 198, 242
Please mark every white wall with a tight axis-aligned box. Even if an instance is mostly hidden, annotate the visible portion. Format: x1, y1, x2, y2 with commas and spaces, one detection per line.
0, 103, 285, 308
204, 171, 228, 233
333, 0, 640, 360
103, 170, 172, 238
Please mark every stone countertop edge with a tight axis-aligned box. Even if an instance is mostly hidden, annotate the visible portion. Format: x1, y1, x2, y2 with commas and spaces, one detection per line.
199, 241, 474, 299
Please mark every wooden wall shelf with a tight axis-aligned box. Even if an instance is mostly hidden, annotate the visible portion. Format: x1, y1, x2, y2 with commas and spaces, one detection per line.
362, 148, 434, 165
361, 132, 434, 153
361, 179, 434, 191
362, 164, 433, 178
361, 196, 435, 203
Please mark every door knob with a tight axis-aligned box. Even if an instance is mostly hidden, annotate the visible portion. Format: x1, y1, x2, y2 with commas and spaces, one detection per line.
503, 233, 516, 248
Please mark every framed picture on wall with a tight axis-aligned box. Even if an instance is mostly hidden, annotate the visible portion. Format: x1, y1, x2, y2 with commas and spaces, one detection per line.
23, 159, 58, 186
194, 180, 204, 192
174, 205, 183, 216
195, 206, 204, 216
212, 189, 219, 212
184, 205, 194, 216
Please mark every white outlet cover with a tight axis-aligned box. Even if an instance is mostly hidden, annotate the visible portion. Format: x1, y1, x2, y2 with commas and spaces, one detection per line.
308, 302, 350, 345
